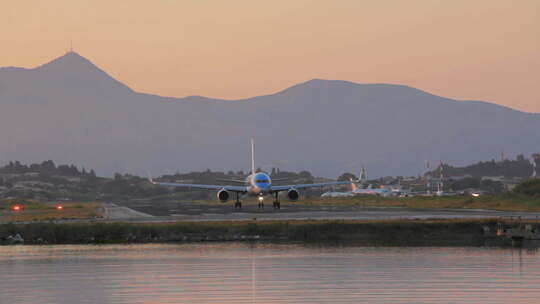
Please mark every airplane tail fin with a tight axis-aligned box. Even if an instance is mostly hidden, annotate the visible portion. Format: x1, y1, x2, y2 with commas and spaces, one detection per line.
147, 172, 155, 184
251, 138, 255, 175
360, 166, 367, 183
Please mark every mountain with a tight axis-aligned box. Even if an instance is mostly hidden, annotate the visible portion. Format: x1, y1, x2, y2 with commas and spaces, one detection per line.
0, 52, 538, 177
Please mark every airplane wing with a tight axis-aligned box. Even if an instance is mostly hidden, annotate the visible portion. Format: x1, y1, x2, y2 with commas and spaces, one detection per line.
215, 178, 246, 184
270, 181, 351, 192
150, 179, 248, 193
270, 177, 292, 182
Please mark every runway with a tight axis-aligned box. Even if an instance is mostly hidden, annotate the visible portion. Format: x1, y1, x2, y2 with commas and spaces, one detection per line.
104, 200, 540, 222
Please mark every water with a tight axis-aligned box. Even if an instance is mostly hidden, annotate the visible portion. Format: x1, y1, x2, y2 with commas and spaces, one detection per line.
0, 243, 538, 304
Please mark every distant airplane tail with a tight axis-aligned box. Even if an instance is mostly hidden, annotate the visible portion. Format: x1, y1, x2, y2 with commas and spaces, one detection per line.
251, 138, 255, 175
360, 166, 367, 183
147, 172, 155, 184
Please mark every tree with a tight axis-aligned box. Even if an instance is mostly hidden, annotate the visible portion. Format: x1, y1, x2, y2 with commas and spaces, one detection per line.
514, 179, 540, 196
69, 164, 79, 175
14, 161, 27, 173
338, 172, 357, 181
298, 170, 313, 179
40, 160, 56, 172
57, 164, 71, 175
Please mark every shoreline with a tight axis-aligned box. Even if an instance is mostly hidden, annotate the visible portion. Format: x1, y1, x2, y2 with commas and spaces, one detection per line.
1, 218, 534, 247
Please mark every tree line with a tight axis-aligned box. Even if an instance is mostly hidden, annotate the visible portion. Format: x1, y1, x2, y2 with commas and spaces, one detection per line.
0, 160, 96, 178
431, 154, 538, 178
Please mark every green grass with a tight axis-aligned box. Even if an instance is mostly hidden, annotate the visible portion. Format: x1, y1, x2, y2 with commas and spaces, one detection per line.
150, 192, 540, 212
296, 193, 540, 212
0, 199, 103, 223
179, 193, 540, 212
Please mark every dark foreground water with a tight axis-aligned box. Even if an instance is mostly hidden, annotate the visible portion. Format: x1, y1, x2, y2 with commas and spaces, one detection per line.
0, 243, 539, 304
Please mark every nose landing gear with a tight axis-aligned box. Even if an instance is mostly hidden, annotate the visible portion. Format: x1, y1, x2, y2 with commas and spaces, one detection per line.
258, 195, 264, 209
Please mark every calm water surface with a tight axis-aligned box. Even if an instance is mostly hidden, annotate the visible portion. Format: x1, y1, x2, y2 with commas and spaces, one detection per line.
0, 243, 538, 304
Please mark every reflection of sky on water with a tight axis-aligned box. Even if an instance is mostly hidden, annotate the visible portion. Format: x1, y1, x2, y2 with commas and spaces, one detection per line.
0, 244, 539, 304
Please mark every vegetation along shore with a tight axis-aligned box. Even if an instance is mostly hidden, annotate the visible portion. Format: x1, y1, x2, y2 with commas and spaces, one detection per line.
0, 219, 535, 247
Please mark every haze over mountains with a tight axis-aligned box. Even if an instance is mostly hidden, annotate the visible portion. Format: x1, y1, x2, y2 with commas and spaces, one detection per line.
0, 52, 538, 178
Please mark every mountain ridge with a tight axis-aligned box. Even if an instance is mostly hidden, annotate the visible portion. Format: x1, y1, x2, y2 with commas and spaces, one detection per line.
0, 52, 538, 177
4, 52, 529, 113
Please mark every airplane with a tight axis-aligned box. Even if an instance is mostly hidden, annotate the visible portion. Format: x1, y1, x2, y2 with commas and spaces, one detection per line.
350, 181, 392, 196
321, 191, 355, 198
321, 180, 393, 197
149, 138, 351, 209
349, 167, 393, 196
320, 164, 410, 197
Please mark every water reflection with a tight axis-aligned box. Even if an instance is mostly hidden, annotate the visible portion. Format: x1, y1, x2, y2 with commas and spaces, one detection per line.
0, 243, 539, 303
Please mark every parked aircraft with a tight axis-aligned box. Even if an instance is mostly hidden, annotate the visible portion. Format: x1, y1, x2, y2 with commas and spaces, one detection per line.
350, 182, 392, 196
321, 181, 393, 197
321, 191, 354, 198
149, 139, 350, 209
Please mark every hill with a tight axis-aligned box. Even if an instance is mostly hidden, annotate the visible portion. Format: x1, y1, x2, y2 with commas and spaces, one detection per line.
1, 52, 539, 177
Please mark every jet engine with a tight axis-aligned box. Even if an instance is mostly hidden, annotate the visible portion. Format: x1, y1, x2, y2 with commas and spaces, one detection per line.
287, 189, 299, 201
217, 189, 230, 202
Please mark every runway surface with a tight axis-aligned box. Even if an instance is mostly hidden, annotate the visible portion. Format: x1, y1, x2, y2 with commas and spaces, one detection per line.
104, 200, 540, 222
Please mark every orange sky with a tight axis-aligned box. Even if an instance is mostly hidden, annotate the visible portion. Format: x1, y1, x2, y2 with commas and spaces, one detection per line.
1, 0, 538, 112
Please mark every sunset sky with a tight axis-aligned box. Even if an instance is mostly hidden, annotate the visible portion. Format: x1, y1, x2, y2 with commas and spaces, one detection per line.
1, 0, 538, 112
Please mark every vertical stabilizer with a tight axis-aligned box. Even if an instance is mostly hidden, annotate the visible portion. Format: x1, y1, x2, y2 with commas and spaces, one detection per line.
360, 166, 367, 183
251, 138, 255, 175
532, 156, 538, 178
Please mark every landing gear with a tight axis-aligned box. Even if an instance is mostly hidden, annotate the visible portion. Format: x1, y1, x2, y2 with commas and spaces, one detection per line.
234, 192, 242, 209
273, 192, 281, 209
258, 195, 264, 209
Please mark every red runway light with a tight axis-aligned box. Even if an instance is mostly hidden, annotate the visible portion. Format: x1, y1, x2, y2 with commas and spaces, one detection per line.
12, 205, 22, 212
56, 205, 64, 210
